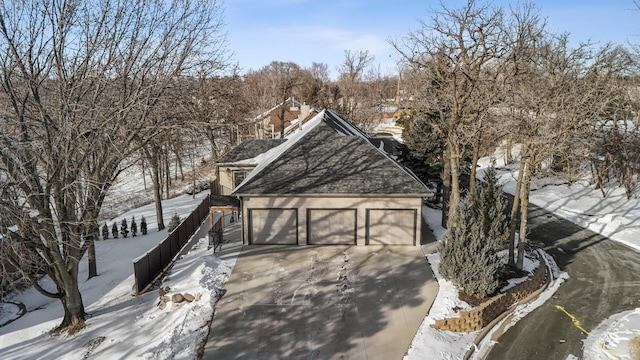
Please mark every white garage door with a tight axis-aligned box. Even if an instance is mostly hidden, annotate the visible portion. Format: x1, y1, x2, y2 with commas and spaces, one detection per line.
250, 209, 297, 244
308, 209, 356, 245
367, 209, 416, 245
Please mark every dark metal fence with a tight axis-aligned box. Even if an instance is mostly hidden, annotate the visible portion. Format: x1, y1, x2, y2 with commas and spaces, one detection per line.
209, 213, 224, 253
133, 196, 210, 295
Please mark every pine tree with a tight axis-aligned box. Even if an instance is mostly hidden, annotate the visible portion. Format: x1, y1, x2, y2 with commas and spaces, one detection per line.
130, 216, 138, 237
101, 223, 109, 240
167, 213, 181, 232
400, 114, 445, 184
439, 196, 502, 299
140, 216, 148, 235
473, 164, 508, 245
111, 222, 119, 239
120, 218, 129, 238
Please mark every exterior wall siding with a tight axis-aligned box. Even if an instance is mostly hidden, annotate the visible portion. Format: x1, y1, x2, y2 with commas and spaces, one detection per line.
217, 165, 256, 195
241, 196, 423, 246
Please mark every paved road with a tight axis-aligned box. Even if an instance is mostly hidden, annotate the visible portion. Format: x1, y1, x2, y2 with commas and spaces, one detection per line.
488, 204, 640, 359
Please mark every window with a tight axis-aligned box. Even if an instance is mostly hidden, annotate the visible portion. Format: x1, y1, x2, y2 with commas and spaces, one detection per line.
233, 170, 247, 188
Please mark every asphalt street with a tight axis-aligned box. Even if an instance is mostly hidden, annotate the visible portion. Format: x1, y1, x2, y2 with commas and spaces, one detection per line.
487, 204, 640, 359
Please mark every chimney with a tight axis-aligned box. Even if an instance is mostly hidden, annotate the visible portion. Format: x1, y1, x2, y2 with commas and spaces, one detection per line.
298, 104, 310, 131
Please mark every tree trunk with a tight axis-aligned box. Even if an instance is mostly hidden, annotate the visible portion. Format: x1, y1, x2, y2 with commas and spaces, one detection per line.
164, 147, 171, 198
441, 147, 451, 228
87, 220, 99, 279
447, 140, 461, 227
516, 154, 533, 270
505, 138, 513, 164
191, 152, 196, 199
507, 148, 526, 266
145, 146, 165, 231
58, 275, 86, 331
87, 238, 98, 279
141, 155, 147, 191
469, 141, 481, 194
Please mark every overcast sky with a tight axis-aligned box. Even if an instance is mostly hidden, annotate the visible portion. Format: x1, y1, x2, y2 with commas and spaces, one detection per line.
224, 0, 639, 79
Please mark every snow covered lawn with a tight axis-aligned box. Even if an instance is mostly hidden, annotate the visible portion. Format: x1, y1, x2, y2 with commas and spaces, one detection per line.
0, 192, 238, 359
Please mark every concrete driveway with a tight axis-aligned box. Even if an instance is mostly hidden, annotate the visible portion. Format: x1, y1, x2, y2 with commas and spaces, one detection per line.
202, 243, 438, 360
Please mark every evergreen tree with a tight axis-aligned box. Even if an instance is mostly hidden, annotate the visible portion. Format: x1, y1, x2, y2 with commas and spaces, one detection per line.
140, 216, 148, 235
111, 222, 119, 239
167, 213, 181, 232
120, 218, 129, 238
439, 196, 502, 299
399, 114, 445, 185
101, 223, 109, 240
473, 164, 508, 245
131, 216, 138, 237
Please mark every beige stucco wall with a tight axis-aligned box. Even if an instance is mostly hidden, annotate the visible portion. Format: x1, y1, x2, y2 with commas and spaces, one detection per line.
216, 165, 256, 195
240, 195, 424, 246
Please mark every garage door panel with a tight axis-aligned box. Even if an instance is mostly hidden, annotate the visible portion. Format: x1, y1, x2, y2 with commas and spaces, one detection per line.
368, 209, 416, 245
251, 209, 297, 244
308, 209, 356, 245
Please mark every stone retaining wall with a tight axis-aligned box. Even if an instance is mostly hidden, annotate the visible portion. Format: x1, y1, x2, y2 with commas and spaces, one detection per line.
432, 259, 547, 332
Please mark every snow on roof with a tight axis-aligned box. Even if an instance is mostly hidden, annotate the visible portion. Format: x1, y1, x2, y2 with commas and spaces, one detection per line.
234, 110, 327, 191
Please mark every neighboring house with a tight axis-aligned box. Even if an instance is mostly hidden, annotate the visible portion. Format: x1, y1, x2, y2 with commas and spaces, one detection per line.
231, 109, 432, 246
242, 98, 317, 140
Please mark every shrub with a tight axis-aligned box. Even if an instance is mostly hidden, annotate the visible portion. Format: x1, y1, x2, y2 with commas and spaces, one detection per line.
140, 216, 148, 235
111, 222, 118, 239
130, 216, 137, 237
120, 218, 129, 238
101, 223, 109, 240
474, 165, 508, 246
167, 213, 181, 232
439, 197, 502, 299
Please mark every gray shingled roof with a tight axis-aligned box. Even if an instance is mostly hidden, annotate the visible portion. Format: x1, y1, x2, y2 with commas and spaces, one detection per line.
233, 111, 430, 195
216, 139, 287, 164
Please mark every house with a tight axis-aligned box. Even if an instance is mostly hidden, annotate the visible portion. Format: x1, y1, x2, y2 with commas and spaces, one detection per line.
243, 98, 317, 140
229, 109, 432, 246
213, 139, 287, 195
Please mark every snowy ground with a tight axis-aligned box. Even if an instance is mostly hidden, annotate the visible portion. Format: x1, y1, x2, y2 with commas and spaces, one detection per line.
1, 138, 639, 359
405, 145, 640, 360
0, 191, 238, 359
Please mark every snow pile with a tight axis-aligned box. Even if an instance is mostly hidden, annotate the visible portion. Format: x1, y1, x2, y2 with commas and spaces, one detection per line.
139, 238, 231, 360
584, 309, 640, 360
404, 252, 477, 360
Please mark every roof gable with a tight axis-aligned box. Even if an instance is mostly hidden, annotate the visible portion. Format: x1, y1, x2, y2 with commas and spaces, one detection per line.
233, 110, 430, 196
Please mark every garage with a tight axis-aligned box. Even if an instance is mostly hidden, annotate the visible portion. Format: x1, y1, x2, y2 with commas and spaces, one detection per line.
250, 209, 298, 244
307, 209, 357, 245
367, 209, 416, 245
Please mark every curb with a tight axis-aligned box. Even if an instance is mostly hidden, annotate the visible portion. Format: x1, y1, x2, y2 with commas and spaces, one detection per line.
463, 249, 553, 360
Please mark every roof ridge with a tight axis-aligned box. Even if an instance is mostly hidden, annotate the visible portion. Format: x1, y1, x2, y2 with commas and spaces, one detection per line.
234, 109, 327, 191
325, 110, 429, 191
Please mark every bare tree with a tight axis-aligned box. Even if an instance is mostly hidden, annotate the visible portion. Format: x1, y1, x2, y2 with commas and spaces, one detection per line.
393, 0, 511, 225
335, 50, 375, 127
0, 0, 227, 332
